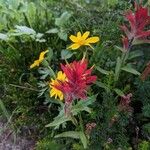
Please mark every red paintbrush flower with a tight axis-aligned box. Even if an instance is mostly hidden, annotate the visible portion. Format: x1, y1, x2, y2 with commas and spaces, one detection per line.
55, 59, 97, 107
121, 2, 150, 45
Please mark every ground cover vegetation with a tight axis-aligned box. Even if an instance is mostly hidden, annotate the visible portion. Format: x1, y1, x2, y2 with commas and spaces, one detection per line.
0, 0, 150, 149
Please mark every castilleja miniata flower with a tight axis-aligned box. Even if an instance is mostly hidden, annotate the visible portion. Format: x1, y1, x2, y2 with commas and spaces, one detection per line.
121, 2, 150, 46
54, 58, 97, 111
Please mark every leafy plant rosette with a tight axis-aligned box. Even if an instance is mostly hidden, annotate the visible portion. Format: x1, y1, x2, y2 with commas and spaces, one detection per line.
30, 31, 100, 148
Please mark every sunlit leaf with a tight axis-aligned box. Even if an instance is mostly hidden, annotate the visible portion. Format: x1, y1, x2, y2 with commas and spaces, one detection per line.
54, 131, 80, 139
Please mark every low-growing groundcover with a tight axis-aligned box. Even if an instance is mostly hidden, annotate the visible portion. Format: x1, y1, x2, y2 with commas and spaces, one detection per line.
0, 0, 150, 149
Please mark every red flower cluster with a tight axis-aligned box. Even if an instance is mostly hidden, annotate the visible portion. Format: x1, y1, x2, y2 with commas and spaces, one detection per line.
55, 59, 97, 105
85, 122, 96, 135
121, 2, 150, 51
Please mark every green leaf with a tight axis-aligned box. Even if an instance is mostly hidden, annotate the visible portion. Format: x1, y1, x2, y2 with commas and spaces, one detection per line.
72, 95, 96, 115
46, 96, 96, 129
95, 81, 109, 91
107, 0, 118, 6
0, 33, 8, 41
61, 49, 75, 60
54, 131, 80, 139
114, 88, 124, 96
58, 31, 67, 41
142, 104, 150, 117
14, 25, 36, 35
38, 68, 51, 79
95, 66, 110, 75
46, 28, 59, 34
115, 57, 122, 81
55, 11, 71, 27
28, 2, 36, 16
138, 141, 150, 150
79, 132, 88, 149
128, 50, 143, 60
115, 46, 125, 52
45, 114, 70, 128
121, 65, 141, 75
47, 48, 53, 62
76, 95, 96, 106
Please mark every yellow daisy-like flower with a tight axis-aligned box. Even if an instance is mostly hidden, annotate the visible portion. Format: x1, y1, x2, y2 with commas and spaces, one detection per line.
68, 31, 100, 50
49, 71, 67, 101
30, 50, 49, 69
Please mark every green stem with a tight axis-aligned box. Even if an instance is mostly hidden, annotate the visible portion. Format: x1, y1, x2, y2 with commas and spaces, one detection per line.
70, 115, 78, 127
79, 113, 84, 132
7, 42, 17, 52
114, 38, 133, 83
9, 84, 39, 91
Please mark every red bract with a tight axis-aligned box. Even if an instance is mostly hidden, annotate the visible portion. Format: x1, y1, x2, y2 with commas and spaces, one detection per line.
55, 59, 97, 105
121, 2, 150, 45
122, 36, 129, 51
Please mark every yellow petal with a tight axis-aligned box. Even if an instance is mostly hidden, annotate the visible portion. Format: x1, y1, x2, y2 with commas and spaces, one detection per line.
39, 50, 49, 62
50, 89, 55, 97
68, 43, 81, 50
59, 93, 64, 100
57, 71, 63, 78
69, 35, 78, 42
77, 32, 81, 38
30, 60, 40, 69
82, 31, 90, 40
86, 37, 100, 44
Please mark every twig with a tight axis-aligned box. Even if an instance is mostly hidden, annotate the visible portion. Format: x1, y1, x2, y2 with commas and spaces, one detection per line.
9, 84, 39, 92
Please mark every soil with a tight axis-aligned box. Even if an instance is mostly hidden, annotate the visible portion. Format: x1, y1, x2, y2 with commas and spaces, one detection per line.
0, 119, 35, 150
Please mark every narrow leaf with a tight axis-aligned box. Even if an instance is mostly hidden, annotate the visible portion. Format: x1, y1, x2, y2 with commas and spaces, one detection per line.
95, 81, 109, 91
128, 50, 143, 60
121, 65, 141, 75
79, 132, 88, 149
114, 88, 124, 96
46, 115, 70, 127
115, 57, 122, 81
95, 66, 110, 75
54, 131, 80, 139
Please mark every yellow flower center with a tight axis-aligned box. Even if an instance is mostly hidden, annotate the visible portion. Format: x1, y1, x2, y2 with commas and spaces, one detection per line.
77, 38, 86, 45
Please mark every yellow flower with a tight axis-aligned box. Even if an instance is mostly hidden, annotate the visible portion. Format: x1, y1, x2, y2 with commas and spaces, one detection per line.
68, 31, 100, 50
30, 50, 49, 69
49, 71, 67, 100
